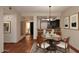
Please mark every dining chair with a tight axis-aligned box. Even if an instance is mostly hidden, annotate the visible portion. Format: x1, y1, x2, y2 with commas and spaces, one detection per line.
36, 35, 50, 52
43, 29, 46, 36
56, 37, 70, 53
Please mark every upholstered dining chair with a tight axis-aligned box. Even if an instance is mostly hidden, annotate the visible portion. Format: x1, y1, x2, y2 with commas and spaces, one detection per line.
43, 29, 46, 36
56, 37, 70, 53
36, 35, 50, 52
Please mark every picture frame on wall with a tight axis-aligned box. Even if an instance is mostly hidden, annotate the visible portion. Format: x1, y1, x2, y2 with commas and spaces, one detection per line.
64, 17, 70, 29
4, 21, 11, 33
70, 13, 79, 30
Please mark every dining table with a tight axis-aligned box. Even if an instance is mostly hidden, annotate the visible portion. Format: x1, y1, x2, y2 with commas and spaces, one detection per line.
43, 34, 61, 52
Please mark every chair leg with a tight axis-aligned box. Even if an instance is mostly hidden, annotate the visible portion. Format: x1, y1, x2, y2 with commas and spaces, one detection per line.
65, 48, 70, 53
55, 46, 57, 53
65, 49, 66, 53
67, 47, 70, 53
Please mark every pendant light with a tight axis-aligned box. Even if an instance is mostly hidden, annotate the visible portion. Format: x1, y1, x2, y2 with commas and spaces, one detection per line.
49, 6, 52, 21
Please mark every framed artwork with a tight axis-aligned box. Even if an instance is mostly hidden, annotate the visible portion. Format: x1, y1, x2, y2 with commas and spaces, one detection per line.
4, 21, 11, 33
70, 13, 78, 30
64, 17, 70, 29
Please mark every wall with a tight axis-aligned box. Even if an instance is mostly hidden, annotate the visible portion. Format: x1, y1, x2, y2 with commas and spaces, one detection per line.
37, 19, 41, 29
16, 14, 24, 42
22, 12, 61, 16
41, 21, 48, 29
0, 7, 4, 52
4, 15, 17, 43
60, 6, 79, 52
3, 7, 23, 43
33, 16, 37, 39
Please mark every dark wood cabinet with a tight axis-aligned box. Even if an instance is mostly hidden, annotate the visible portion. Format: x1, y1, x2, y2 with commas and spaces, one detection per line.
47, 19, 60, 29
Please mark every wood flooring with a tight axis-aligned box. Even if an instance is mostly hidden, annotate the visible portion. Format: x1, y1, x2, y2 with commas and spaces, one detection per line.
4, 35, 33, 53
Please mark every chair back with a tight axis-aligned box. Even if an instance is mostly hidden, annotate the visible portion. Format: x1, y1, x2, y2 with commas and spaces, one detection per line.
63, 37, 70, 49
63, 37, 70, 43
37, 35, 44, 47
43, 29, 46, 36
56, 37, 70, 52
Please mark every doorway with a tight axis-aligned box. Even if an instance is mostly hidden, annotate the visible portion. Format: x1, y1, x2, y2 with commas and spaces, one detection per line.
26, 22, 30, 34
30, 22, 34, 38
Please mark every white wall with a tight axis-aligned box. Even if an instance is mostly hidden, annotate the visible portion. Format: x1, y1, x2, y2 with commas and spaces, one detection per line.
4, 15, 17, 43
0, 7, 4, 52
60, 6, 79, 52
3, 7, 23, 43
22, 12, 61, 16
37, 19, 41, 29
41, 21, 47, 29
33, 16, 37, 39
16, 14, 23, 42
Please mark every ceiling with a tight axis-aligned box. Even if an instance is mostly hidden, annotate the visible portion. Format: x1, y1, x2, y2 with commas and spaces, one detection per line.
13, 6, 70, 16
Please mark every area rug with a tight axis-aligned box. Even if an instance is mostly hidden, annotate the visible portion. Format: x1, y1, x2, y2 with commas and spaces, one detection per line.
30, 42, 62, 53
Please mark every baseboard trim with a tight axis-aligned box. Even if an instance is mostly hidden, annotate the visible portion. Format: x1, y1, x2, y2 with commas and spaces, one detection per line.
4, 35, 26, 44
69, 44, 79, 53
17, 36, 26, 43
4, 41, 17, 43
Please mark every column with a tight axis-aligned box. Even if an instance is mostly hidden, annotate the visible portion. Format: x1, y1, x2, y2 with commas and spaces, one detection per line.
33, 16, 38, 40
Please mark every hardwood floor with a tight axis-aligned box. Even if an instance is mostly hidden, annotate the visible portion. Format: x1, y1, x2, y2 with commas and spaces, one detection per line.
4, 35, 33, 53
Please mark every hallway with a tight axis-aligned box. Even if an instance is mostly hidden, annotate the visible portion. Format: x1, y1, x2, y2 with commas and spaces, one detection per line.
4, 35, 33, 53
